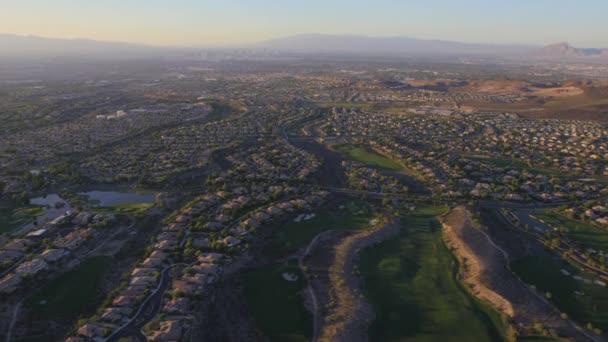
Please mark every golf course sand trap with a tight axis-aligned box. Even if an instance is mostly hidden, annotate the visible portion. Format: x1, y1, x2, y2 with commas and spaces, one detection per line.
440, 206, 597, 341
282, 272, 298, 282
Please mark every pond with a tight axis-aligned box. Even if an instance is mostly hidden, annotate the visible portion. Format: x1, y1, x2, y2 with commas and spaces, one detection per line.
30, 194, 66, 207
511, 209, 552, 233
78, 191, 156, 207
31, 191, 156, 208
14, 190, 157, 236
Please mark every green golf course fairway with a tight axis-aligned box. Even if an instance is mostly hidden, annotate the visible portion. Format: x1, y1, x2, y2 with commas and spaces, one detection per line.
359, 206, 505, 341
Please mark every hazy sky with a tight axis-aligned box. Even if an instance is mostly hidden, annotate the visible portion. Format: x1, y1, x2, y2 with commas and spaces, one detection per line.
2, 0, 608, 47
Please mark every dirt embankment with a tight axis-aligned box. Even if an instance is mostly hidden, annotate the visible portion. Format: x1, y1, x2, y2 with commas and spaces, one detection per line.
309, 217, 400, 342
440, 206, 596, 341
453, 79, 585, 97
441, 207, 515, 317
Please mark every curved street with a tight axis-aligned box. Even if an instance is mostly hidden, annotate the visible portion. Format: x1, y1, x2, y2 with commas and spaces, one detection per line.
106, 264, 182, 342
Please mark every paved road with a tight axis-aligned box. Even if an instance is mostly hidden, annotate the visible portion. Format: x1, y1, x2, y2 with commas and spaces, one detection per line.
299, 230, 349, 342
106, 265, 178, 342
0, 257, 26, 279
486, 208, 604, 342
5, 301, 22, 342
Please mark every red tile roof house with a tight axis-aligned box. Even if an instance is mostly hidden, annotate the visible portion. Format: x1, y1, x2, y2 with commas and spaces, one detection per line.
182, 273, 209, 287
130, 276, 157, 287
172, 280, 196, 296
101, 307, 131, 323
5, 239, 34, 251
254, 211, 270, 222
220, 236, 240, 248
197, 253, 224, 264
266, 206, 283, 216
0, 274, 22, 294
65, 336, 86, 342
53, 232, 84, 250
156, 239, 178, 251
157, 232, 179, 242
149, 320, 183, 341
15, 259, 48, 275
276, 202, 294, 212
290, 199, 309, 209
235, 195, 251, 205
40, 248, 67, 263
131, 267, 158, 277
215, 214, 230, 222
149, 250, 168, 259
77, 323, 109, 340
162, 297, 191, 314
191, 263, 221, 277
118, 285, 148, 297
231, 226, 250, 237
241, 218, 260, 229
167, 222, 187, 231
174, 215, 190, 224
220, 201, 240, 212
112, 295, 138, 307
142, 257, 164, 269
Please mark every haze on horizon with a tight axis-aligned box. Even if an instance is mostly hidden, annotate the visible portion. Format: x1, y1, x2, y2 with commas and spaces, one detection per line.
1, 0, 608, 48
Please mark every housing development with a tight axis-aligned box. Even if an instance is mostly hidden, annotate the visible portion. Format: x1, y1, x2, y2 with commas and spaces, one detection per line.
2, 34, 608, 342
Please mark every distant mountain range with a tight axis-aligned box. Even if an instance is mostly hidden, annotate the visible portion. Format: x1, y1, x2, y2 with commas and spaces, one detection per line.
0, 33, 176, 58
256, 34, 537, 56
539, 42, 608, 58
0, 33, 606, 61
258, 34, 608, 60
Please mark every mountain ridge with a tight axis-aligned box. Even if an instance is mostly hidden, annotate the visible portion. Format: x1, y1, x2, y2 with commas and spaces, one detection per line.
1, 33, 607, 60
540, 42, 608, 58
256, 33, 536, 56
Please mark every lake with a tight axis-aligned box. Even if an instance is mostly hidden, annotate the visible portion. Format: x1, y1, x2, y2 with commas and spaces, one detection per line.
15, 190, 156, 236
31, 191, 156, 208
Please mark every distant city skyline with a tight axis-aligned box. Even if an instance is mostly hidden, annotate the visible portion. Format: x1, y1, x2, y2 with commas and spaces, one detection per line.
2, 0, 608, 48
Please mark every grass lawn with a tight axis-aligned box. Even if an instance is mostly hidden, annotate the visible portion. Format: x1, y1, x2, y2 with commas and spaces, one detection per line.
332, 143, 403, 171
0, 205, 44, 234
91, 202, 153, 215
465, 155, 565, 177
244, 261, 311, 342
198, 98, 245, 121
512, 252, 608, 331
359, 206, 505, 342
535, 213, 608, 252
269, 201, 373, 255
27, 256, 113, 321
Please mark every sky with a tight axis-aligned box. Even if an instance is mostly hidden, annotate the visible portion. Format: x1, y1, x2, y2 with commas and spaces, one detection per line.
2, 0, 608, 47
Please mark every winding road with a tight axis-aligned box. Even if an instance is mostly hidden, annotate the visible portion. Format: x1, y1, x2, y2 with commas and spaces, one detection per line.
298, 229, 347, 342
105, 263, 187, 342
5, 301, 22, 342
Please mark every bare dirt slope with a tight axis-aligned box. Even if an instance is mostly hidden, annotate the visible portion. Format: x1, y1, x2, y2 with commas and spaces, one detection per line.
455, 80, 608, 121
309, 217, 400, 342
440, 206, 597, 341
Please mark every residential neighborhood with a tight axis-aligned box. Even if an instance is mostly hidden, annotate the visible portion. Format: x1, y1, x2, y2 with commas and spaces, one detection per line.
2, 42, 608, 342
